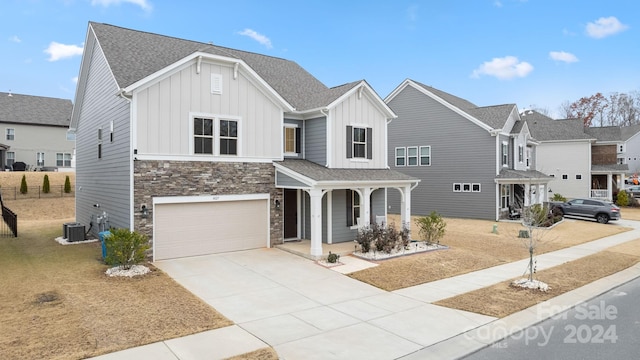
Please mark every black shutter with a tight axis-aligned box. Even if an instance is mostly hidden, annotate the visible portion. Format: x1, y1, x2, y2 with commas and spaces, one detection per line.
346, 125, 352, 159
346, 190, 353, 227
295, 127, 301, 154
367, 127, 373, 160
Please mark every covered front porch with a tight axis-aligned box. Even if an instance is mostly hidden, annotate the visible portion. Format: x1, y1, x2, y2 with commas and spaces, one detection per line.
591, 165, 627, 201
495, 169, 554, 220
274, 159, 419, 258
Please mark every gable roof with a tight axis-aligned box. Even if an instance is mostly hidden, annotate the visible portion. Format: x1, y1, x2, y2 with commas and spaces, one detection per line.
0, 92, 72, 127
386, 79, 517, 131
584, 126, 623, 143
522, 110, 593, 141
89, 22, 372, 113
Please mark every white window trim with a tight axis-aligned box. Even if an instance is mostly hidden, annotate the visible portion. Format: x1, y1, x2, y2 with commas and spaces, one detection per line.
350, 190, 361, 230
472, 183, 481, 192
407, 146, 418, 166
189, 113, 242, 157
462, 183, 471, 192
501, 141, 508, 167
518, 145, 523, 163
453, 183, 462, 192
419, 145, 431, 166
36, 152, 45, 167
395, 147, 406, 167
283, 124, 299, 157
352, 126, 367, 159
6, 128, 14, 141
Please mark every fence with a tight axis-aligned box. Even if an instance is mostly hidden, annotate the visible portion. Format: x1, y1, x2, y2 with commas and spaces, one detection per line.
0, 185, 75, 200
0, 192, 17, 237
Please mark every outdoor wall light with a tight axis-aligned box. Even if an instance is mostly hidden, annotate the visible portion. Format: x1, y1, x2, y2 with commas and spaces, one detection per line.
548, 188, 553, 193
274, 199, 281, 209
141, 204, 149, 218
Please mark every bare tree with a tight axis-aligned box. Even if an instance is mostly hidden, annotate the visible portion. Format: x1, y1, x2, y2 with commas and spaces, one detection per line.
562, 91, 640, 127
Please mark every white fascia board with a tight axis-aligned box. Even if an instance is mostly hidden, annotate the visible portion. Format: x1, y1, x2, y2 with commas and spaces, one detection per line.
384, 78, 411, 103
135, 154, 274, 163
273, 163, 318, 187
153, 193, 269, 205
315, 178, 420, 189
401, 80, 495, 133
122, 52, 294, 112
327, 81, 397, 119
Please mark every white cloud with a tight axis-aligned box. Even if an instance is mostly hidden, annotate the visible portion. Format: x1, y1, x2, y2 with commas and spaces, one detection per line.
549, 51, 578, 63
44, 42, 84, 61
91, 0, 152, 11
586, 16, 628, 39
471, 56, 533, 80
72, 76, 78, 84
407, 4, 419, 21
238, 29, 272, 49
9, 35, 21, 43
494, 1, 503, 7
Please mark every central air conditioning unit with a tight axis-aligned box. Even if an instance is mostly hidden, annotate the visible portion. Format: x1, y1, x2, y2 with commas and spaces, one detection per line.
67, 223, 85, 242
63, 222, 81, 239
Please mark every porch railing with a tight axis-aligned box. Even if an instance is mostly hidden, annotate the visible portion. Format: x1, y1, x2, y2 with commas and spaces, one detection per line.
590, 189, 609, 200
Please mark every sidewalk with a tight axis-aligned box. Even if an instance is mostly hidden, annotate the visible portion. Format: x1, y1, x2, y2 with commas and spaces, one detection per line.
90, 220, 640, 360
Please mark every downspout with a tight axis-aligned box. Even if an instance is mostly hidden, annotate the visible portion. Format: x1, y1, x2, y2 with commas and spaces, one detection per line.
320, 108, 330, 167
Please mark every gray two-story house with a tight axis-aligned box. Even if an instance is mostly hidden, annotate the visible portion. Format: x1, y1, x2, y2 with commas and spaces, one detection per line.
0, 92, 74, 171
70, 22, 418, 260
385, 79, 551, 221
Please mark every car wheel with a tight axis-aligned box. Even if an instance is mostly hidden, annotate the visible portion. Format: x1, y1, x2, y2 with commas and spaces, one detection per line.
596, 214, 609, 224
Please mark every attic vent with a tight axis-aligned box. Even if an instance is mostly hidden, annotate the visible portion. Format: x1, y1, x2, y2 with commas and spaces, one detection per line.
211, 74, 222, 94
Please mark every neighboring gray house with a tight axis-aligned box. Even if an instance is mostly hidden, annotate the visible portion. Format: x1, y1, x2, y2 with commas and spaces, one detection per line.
0, 92, 74, 171
620, 124, 640, 174
385, 79, 551, 221
70, 22, 418, 260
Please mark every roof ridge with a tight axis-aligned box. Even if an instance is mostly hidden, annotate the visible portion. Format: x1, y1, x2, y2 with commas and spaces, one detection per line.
0, 92, 72, 102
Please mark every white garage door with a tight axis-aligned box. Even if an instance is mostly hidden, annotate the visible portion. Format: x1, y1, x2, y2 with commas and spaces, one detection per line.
154, 198, 269, 261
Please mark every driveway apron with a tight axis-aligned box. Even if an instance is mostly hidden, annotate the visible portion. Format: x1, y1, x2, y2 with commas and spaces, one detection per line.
155, 248, 495, 360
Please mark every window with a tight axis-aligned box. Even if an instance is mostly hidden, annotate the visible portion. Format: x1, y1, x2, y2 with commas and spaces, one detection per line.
346, 125, 372, 160
97, 127, 102, 159
472, 183, 481, 192
353, 127, 366, 158
407, 147, 418, 166
501, 184, 510, 209
284, 126, 300, 154
562, 174, 568, 180
463, 183, 471, 192
453, 183, 462, 192
56, 153, 72, 167
518, 145, 523, 163
6, 128, 14, 141
36, 152, 44, 167
194, 117, 214, 154
346, 190, 361, 227
211, 74, 222, 94
576, 174, 582, 180
6, 152, 15, 168
501, 142, 508, 166
110, 121, 114, 143
395, 147, 406, 166
219, 119, 238, 155
419, 146, 431, 166
66, 131, 75, 141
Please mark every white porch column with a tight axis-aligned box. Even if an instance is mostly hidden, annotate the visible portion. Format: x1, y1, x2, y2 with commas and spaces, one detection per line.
608, 173, 613, 201
361, 187, 372, 227
309, 188, 324, 258
326, 190, 333, 244
400, 184, 412, 233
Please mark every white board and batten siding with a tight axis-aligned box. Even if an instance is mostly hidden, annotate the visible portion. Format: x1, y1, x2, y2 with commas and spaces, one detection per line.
330, 91, 388, 169
133, 59, 284, 159
153, 194, 270, 261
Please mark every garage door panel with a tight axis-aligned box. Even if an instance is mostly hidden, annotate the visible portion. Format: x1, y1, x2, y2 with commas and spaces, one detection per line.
154, 199, 268, 260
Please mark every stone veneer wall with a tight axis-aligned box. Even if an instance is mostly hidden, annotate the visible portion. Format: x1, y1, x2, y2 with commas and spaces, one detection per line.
133, 160, 283, 248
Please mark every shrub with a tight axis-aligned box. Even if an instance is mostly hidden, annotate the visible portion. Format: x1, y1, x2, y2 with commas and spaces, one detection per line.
551, 193, 567, 202
104, 228, 150, 269
356, 222, 410, 254
416, 211, 446, 245
19, 175, 27, 194
42, 174, 50, 194
64, 175, 71, 193
616, 190, 629, 207
327, 251, 340, 263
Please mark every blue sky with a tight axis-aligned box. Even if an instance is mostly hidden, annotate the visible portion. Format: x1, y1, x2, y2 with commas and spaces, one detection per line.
2, 0, 638, 117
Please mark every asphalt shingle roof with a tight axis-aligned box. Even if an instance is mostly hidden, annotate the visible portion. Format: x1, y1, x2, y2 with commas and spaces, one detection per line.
522, 110, 593, 141
585, 126, 623, 142
276, 159, 418, 183
496, 168, 554, 181
0, 92, 72, 127
90, 22, 358, 112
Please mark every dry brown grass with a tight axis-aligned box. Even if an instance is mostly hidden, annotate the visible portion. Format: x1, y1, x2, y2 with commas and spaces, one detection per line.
225, 348, 280, 360
350, 215, 632, 291
0, 171, 74, 188
434, 239, 640, 318
0, 193, 235, 360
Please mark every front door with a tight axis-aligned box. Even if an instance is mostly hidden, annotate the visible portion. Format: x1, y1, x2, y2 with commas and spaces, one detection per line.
284, 189, 298, 239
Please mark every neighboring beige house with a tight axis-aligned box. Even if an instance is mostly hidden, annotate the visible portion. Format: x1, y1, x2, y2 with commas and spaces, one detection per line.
0, 92, 74, 171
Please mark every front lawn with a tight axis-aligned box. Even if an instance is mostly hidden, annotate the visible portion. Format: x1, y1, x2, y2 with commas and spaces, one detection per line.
0, 198, 232, 360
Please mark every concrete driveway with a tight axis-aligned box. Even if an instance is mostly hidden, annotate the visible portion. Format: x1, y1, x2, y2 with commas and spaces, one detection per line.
155, 248, 495, 360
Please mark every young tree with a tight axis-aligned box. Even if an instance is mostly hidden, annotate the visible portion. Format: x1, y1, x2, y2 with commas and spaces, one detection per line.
64, 175, 71, 193
415, 211, 447, 245
19, 175, 28, 194
42, 174, 50, 194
